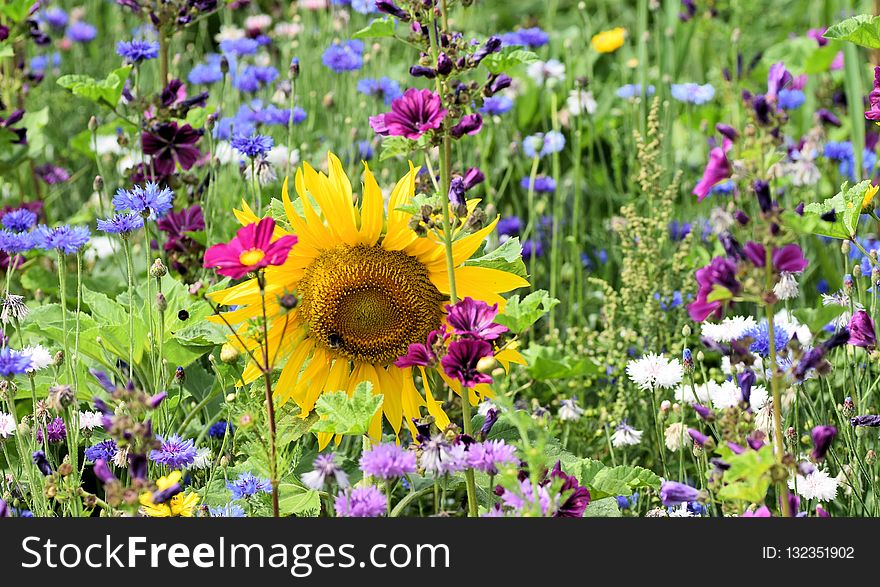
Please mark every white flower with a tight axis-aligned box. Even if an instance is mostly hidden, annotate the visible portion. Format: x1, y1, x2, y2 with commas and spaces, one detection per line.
611, 424, 643, 447
754, 402, 775, 436
273, 22, 302, 38
266, 144, 300, 171
214, 25, 245, 43
558, 399, 584, 421
700, 315, 756, 343
527, 59, 566, 86
668, 503, 697, 517
675, 382, 711, 403
664, 422, 688, 452
566, 89, 597, 116
775, 309, 812, 346
84, 236, 118, 263
822, 290, 862, 328
22, 345, 52, 373
0, 412, 15, 438
709, 380, 741, 410
1, 294, 29, 324
748, 385, 770, 411
190, 446, 212, 470
112, 445, 129, 468
790, 468, 838, 502
477, 400, 497, 417
773, 272, 799, 301
78, 411, 104, 431
626, 353, 684, 391
244, 14, 272, 32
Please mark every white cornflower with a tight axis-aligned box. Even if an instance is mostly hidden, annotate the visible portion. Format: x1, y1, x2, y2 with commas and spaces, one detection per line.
709, 380, 741, 410
558, 398, 584, 421
754, 402, 775, 436
700, 315, 756, 343
22, 345, 52, 373
190, 446, 212, 470
244, 14, 272, 33
674, 382, 711, 403
214, 25, 245, 43
419, 435, 468, 476
302, 454, 349, 490
1, 294, 29, 324
790, 468, 839, 502
773, 272, 799, 300
527, 59, 566, 87
626, 353, 684, 391
775, 309, 812, 346
566, 89, 597, 116
611, 423, 643, 447
748, 385, 770, 411
822, 290, 862, 328
266, 144, 300, 171
78, 411, 104, 431
664, 422, 688, 452
0, 412, 15, 438
477, 400, 497, 417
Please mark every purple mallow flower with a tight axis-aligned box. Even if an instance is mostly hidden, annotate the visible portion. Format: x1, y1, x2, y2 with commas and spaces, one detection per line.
810, 425, 836, 461
659, 481, 700, 507
446, 297, 507, 341
693, 138, 732, 201
848, 310, 876, 349
441, 339, 494, 388
369, 88, 447, 140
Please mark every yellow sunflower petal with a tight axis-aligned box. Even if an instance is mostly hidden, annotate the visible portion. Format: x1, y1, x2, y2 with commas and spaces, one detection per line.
358, 163, 384, 245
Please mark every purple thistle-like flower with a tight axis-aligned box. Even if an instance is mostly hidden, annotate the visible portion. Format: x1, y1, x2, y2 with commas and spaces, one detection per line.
2, 209, 36, 232
467, 439, 517, 475
441, 338, 494, 388
227, 472, 272, 499
848, 310, 876, 349
335, 486, 387, 517
418, 434, 468, 475
97, 213, 144, 235
302, 453, 349, 490
369, 88, 447, 140
149, 434, 198, 469
35, 224, 90, 254
445, 297, 508, 341
810, 425, 836, 461
116, 40, 160, 63
359, 443, 417, 479
0, 347, 32, 376
231, 133, 274, 158
36, 416, 66, 443
85, 439, 118, 462
660, 480, 700, 506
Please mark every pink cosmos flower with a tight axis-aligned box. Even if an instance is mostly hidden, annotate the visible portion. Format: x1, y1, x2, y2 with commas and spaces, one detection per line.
369, 88, 447, 140
203, 217, 297, 279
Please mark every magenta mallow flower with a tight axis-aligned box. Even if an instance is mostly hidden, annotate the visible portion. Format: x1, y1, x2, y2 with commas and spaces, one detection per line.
141, 121, 202, 176
550, 461, 591, 518
686, 256, 741, 322
867, 67, 880, 121
394, 330, 441, 368
810, 425, 836, 461
693, 138, 732, 201
848, 310, 876, 349
742, 505, 771, 517
203, 217, 297, 279
743, 242, 809, 273
441, 338, 494, 387
445, 297, 508, 340
766, 62, 792, 102
369, 88, 447, 140
335, 486, 387, 517
359, 443, 416, 479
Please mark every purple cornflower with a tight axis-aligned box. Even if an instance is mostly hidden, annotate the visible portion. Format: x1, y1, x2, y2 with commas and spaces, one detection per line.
359, 443, 416, 479
441, 339, 494, 388
418, 435, 468, 475
188, 57, 224, 85
445, 297, 507, 340
231, 133, 274, 158
207, 420, 233, 439
227, 472, 272, 499
848, 310, 876, 349
301, 453, 350, 490
66, 21, 96, 43
116, 40, 160, 63
335, 486, 387, 517
467, 439, 517, 475
149, 434, 198, 469
369, 88, 447, 140
85, 439, 118, 462
235, 65, 279, 92
810, 425, 836, 461
523, 131, 566, 158
40, 7, 68, 29
34, 164, 69, 185
112, 183, 174, 218
37, 417, 66, 443
35, 225, 90, 254
0, 229, 37, 254
501, 27, 549, 48
497, 216, 522, 237
0, 347, 31, 376
357, 77, 403, 104
322, 40, 364, 73
660, 480, 700, 506
2, 209, 36, 232
480, 95, 514, 115
97, 213, 144, 235
219, 38, 258, 57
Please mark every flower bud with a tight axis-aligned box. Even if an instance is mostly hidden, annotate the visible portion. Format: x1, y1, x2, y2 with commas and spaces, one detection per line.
155, 292, 167, 312
88, 116, 98, 131
220, 343, 240, 364
150, 258, 167, 278
476, 356, 497, 374
93, 175, 104, 192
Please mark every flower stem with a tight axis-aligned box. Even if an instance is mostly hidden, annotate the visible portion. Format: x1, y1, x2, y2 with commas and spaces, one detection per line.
122, 240, 135, 380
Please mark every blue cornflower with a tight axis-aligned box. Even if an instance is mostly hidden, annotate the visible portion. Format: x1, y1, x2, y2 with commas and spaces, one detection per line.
235, 65, 279, 93
2, 209, 37, 232
35, 225, 90, 255
231, 133, 274, 158
210, 503, 246, 517
838, 149, 877, 181
357, 77, 403, 105
0, 230, 35, 254
208, 420, 234, 439
30, 53, 61, 72
616, 84, 656, 99
116, 40, 160, 63
149, 434, 198, 469
40, 7, 68, 29
236, 101, 303, 127
97, 213, 144, 235
741, 319, 790, 357
213, 117, 254, 141
522, 239, 543, 259
778, 89, 805, 110
351, 0, 379, 13
480, 95, 514, 115
710, 179, 736, 195
219, 38, 259, 57
523, 131, 566, 158
823, 141, 853, 161
322, 40, 364, 73
85, 439, 118, 463
66, 22, 96, 43
227, 472, 272, 499
654, 291, 685, 310
519, 175, 556, 193
357, 140, 374, 160
670, 82, 715, 105
501, 27, 549, 48
0, 347, 31, 377
669, 220, 692, 241
497, 216, 522, 237
112, 183, 174, 218
188, 59, 224, 85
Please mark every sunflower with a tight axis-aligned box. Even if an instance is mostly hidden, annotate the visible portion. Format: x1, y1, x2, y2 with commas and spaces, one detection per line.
208, 153, 527, 447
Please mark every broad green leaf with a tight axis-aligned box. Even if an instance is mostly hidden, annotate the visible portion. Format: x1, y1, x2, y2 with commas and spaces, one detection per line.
481, 47, 539, 74
311, 381, 383, 436
792, 304, 849, 334
716, 445, 776, 503
706, 284, 732, 303
463, 237, 527, 280
173, 322, 229, 346
520, 344, 600, 380
801, 180, 871, 239
495, 289, 558, 333
379, 135, 418, 161
352, 17, 396, 40
57, 66, 133, 108
824, 14, 880, 49
0, 44, 12, 59
0, 0, 32, 22
583, 496, 621, 518
588, 464, 662, 499
278, 483, 321, 517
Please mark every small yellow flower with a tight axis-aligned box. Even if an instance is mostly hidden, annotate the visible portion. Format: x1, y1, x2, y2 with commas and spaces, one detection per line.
862, 184, 879, 210
139, 471, 199, 517
626, 58, 639, 69
591, 27, 626, 53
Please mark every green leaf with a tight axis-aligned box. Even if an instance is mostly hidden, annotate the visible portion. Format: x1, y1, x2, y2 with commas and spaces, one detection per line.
379, 135, 418, 161
393, 192, 442, 216
716, 445, 776, 503
583, 497, 621, 518
0, 0, 32, 22
0, 44, 12, 59
481, 47, 539, 74
311, 381, 383, 436
520, 344, 600, 380
706, 284, 732, 303
278, 483, 321, 517
464, 237, 527, 280
57, 66, 133, 109
495, 289, 558, 333
173, 322, 229, 346
824, 14, 880, 49
352, 17, 396, 39
800, 180, 872, 240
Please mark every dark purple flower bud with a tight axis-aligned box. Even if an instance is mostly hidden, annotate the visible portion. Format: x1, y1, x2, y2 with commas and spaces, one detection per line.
0, 498, 7, 517
752, 179, 772, 213
848, 310, 876, 349
734, 210, 750, 225
409, 65, 437, 79
743, 241, 766, 268
462, 167, 485, 190
746, 434, 765, 450
738, 369, 756, 405
716, 123, 739, 142
810, 425, 836, 460
152, 482, 182, 504
485, 73, 511, 96
149, 391, 167, 409
448, 176, 466, 207
820, 209, 837, 222
786, 493, 800, 517
376, 0, 410, 20
823, 328, 851, 351
437, 52, 453, 75
450, 113, 483, 139
851, 414, 880, 427
471, 36, 502, 66
816, 108, 841, 127
688, 428, 710, 446
795, 201, 805, 215
709, 457, 730, 471
480, 408, 499, 440
93, 459, 117, 484
752, 94, 771, 125
289, 57, 300, 78
816, 504, 831, 517
33, 450, 52, 476
659, 481, 700, 506
129, 453, 148, 480
692, 403, 712, 421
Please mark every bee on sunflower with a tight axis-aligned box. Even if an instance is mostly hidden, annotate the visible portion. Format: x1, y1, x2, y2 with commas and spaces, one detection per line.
205, 152, 527, 447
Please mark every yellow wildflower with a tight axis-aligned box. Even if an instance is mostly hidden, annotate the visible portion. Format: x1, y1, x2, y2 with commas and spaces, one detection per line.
139, 471, 200, 517
591, 27, 626, 53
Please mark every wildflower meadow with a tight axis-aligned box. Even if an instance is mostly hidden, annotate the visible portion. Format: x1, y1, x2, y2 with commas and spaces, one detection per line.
5, 0, 880, 525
